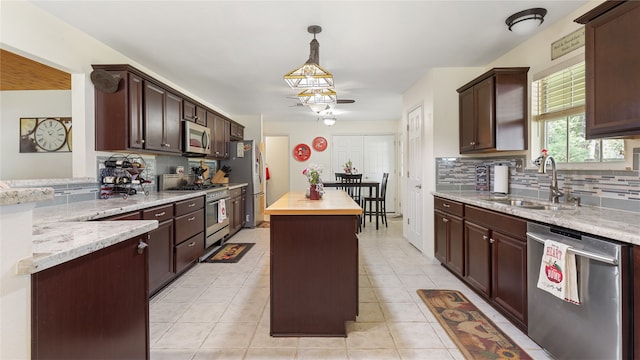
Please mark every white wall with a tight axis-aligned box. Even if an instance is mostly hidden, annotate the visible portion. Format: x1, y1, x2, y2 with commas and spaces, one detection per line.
264, 119, 400, 194
0, 91, 72, 180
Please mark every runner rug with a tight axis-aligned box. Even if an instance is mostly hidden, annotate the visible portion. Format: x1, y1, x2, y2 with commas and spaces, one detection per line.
417, 289, 532, 360
203, 243, 254, 263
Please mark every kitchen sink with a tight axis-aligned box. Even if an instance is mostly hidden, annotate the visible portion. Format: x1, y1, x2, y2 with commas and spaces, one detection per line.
482, 197, 576, 211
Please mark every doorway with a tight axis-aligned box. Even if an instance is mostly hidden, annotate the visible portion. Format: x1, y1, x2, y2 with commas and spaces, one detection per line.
264, 135, 290, 207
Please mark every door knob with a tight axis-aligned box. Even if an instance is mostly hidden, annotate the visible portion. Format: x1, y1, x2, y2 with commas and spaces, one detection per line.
415, 184, 422, 189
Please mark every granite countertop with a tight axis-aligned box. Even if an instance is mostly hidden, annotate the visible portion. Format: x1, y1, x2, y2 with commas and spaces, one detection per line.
433, 191, 640, 245
21, 191, 207, 274
228, 182, 249, 190
0, 187, 54, 206
265, 191, 362, 215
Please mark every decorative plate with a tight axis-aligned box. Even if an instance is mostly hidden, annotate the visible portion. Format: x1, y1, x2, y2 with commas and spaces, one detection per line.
312, 136, 328, 152
293, 143, 311, 162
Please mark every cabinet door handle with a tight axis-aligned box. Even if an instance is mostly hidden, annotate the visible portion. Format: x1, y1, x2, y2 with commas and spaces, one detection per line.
470, 141, 476, 146
155, 211, 166, 217
482, 235, 489, 241
140, 139, 145, 144
188, 241, 196, 247
442, 203, 450, 208
137, 240, 148, 254
489, 238, 495, 244
188, 216, 196, 221
188, 203, 196, 207
442, 218, 449, 223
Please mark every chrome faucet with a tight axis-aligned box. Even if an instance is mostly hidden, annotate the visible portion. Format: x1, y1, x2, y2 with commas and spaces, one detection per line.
538, 153, 564, 203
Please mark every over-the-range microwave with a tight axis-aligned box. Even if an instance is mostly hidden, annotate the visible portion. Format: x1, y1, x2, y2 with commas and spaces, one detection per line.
183, 121, 211, 156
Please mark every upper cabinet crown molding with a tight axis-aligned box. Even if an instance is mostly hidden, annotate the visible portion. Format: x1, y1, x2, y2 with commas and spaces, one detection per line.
575, 0, 640, 139
457, 67, 529, 154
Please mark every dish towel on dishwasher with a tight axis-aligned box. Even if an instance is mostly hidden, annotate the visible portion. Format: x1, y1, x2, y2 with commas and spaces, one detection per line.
537, 239, 580, 305
218, 199, 227, 222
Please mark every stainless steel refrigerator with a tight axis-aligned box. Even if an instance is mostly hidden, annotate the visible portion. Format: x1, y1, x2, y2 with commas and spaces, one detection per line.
221, 140, 265, 227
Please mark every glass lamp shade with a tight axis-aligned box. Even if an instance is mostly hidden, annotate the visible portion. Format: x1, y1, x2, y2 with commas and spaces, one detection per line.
284, 63, 334, 89
298, 88, 337, 106
506, 8, 546, 35
323, 117, 336, 126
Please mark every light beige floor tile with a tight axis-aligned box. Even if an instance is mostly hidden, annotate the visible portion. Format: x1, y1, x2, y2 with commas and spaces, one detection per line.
149, 322, 172, 345
150, 349, 196, 360
244, 347, 296, 359
358, 287, 377, 303
154, 322, 213, 349
380, 302, 427, 322
358, 274, 372, 287
345, 322, 395, 349
198, 286, 240, 304
368, 274, 403, 288
150, 301, 188, 323
192, 348, 247, 359
297, 336, 346, 349
219, 301, 266, 323
398, 274, 436, 288
348, 348, 400, 359
387, 322, 446, 349
397, 348, 456, 360
158, 285, 206, 304
177, 302, 226, 323
200, 322, 257, 348
355, 302, 385, 322
296, 348, 348, 360
249, 324, 298, 348
373, 286, 414, 303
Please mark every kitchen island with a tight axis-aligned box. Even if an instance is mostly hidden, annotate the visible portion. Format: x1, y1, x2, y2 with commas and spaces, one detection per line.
265, 190, 362, 337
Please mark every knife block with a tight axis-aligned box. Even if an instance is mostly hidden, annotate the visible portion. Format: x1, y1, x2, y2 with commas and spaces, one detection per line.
212, 170, 228, 184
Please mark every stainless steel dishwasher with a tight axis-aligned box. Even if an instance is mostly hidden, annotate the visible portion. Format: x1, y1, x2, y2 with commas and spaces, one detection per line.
527, 222, 632, 360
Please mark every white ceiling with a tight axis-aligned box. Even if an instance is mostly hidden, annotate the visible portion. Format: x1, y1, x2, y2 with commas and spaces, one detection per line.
30, 0, 588, 124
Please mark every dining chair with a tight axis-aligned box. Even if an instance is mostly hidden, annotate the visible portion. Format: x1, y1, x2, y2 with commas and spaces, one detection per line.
362, 173, 389, 228
340, 173, 362, 204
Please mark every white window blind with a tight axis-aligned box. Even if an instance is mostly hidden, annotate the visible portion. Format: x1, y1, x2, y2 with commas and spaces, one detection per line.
534, 62, 585, 121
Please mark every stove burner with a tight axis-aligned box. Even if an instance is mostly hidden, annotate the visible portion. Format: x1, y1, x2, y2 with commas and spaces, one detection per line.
170, 183, 226, 191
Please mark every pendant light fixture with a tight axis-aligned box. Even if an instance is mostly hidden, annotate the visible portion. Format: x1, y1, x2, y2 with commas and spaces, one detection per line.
298, 88, 337, 107
284, 25, 335, 90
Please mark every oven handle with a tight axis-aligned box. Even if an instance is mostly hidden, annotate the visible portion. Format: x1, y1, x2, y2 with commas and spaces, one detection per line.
526, 232, 618, 266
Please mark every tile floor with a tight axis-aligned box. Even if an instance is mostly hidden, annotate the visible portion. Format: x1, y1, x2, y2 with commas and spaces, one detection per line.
150, 216, 551, 360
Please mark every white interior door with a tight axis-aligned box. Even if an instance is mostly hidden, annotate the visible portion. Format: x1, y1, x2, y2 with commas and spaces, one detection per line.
264, 136, 289, 207
362, 135, 396, 212
331, 136, 363, 179
406, 106, 423, 251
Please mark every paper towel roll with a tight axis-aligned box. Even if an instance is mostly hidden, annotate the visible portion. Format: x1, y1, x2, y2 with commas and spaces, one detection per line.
493, 165, 509, 194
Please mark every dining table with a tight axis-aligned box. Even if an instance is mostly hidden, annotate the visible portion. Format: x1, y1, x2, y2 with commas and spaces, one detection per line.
323, 179, 381, 229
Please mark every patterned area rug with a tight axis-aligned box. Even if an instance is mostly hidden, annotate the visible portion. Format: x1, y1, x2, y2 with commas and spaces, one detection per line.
417, 289, 532, 360
257, 221, 270, 228
203, 243, 254, 263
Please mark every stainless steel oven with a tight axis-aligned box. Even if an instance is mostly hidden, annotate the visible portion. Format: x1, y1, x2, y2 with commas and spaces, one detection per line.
205, 188, 230, 249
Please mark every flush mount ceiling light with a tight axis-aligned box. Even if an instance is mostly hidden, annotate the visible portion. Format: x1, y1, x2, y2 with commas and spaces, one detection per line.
284, 25, 335, 90
322, 113, 337, 126
506, 8, 547, 35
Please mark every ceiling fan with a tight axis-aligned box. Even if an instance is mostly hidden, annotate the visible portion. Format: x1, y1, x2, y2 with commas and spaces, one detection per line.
288, 97, 355, 106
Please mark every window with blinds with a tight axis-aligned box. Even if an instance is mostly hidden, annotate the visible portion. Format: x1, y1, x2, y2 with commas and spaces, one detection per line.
533, 61, 624, 163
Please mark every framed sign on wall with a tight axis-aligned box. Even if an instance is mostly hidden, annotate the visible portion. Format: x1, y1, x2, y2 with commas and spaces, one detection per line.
20, 117, 72, 153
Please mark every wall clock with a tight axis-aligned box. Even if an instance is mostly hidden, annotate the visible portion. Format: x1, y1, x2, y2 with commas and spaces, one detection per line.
312, 136, 328, 152
35, 118, 67, 151
293, 143, 311, 162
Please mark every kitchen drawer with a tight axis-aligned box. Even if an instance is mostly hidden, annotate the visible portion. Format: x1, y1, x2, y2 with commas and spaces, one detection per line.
465, 205, 526, 240
174, 196, 204, 217
142, 204, 174, 222
174, 209, 205, 244
175, 232, 204, 273
103, 211, 141, 221
230, 187, 242, 198
434, 197, 464, 217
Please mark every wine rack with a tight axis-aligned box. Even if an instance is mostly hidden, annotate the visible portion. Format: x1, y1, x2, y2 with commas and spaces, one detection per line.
100, 154, 150, 199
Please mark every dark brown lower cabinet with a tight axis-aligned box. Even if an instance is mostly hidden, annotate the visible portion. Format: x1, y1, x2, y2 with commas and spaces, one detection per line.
634, 245, 640, 359
464, 205, 527, 331
270, 215, 358, 337
31, 235, 149, 360
147, 219, 175, 295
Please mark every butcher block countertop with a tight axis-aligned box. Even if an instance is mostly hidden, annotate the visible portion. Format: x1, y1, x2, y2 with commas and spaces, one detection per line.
265, 190, 362, 216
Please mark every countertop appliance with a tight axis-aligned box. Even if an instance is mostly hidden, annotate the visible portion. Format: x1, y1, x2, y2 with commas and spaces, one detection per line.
221, 140, 265, 227
158, 174, 230, 253
527, 222, 632, 359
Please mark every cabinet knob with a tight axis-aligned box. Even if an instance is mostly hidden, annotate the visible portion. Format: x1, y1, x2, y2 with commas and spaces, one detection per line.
489, 238, 495, 244
442, 218, 449, 223
137, 240, 148, 254
470, 141, 476, 146
141, 139, 145, 144
482, 235, 488, 241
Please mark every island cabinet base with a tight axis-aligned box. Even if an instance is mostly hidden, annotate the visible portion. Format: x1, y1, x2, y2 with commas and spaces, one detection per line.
270, 215, 359, 337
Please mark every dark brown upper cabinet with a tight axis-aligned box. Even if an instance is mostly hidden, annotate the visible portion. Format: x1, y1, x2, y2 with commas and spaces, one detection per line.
575, 1, 640, 139
144, 82, 181, 154
207, 111, 230, 159
457, 67, 529, 154
183, 100, 207, 126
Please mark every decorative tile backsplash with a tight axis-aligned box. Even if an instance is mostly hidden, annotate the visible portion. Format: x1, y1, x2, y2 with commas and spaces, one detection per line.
436, 155, 639, 213
5, 178, 100, 208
